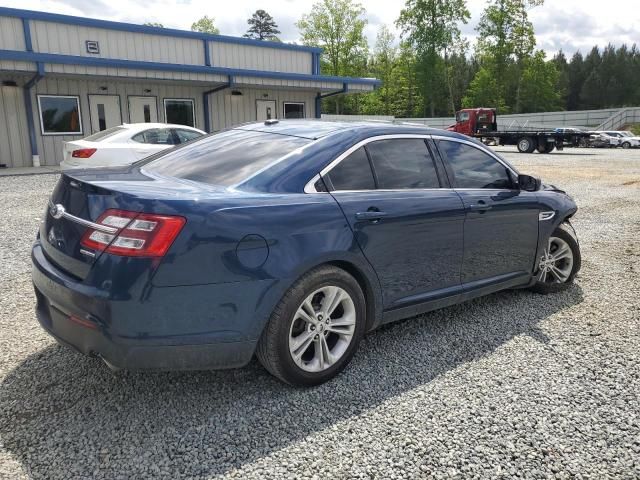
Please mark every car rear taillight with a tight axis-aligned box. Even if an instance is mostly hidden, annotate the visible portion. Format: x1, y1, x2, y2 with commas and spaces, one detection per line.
71, 148, 97, 158
80, 209, 185, 257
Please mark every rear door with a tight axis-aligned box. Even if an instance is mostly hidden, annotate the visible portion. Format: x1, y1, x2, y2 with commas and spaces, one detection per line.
324, 136, 465, 310
434, 137, 540, 284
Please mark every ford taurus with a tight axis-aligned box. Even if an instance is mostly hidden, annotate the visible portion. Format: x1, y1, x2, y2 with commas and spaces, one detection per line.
32, 121, 581, 385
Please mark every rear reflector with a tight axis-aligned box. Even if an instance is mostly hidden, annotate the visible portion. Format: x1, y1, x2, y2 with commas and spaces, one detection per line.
71, 148, 97, 158
80, 209, 185, 257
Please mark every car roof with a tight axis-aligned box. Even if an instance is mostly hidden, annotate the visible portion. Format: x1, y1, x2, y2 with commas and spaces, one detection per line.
233, 119, 457, 140
121, 123, 205, 133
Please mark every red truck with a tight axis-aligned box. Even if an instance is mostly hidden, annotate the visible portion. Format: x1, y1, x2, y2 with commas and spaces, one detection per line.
447, 108, 590, 153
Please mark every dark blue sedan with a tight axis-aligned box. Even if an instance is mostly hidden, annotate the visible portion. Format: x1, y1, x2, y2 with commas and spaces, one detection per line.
32, 121, 581, 385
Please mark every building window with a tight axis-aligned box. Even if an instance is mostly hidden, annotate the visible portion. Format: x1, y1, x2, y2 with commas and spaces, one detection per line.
37, 95, 82, 135
283, 102, 305, 119
164, 99, 195, 127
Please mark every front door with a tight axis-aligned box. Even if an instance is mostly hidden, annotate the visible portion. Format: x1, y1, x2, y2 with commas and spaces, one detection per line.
88, 95, 121, 133
435, 138, 540, 284
256, 100, 276, 122
323, 138, 466, 309
129, 96, 158, 123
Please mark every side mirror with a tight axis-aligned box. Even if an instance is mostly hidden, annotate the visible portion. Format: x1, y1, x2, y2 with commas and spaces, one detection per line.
518, 174, 542, 192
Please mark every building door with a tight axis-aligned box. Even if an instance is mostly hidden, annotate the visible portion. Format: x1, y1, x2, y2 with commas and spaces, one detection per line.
129, 96, 158, 123
256, 100, 276, 121
88, 95, 121, 133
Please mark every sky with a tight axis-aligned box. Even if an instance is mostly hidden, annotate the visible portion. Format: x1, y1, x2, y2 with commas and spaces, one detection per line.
2, 0, 639, 56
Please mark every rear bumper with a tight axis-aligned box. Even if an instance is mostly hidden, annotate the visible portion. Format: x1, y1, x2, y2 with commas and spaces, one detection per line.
32, 242, 259, 370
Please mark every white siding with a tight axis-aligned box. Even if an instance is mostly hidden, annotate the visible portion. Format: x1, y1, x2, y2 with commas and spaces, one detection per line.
0, 85, 30, 168
44, 63, 227, 83
210, 42, 312, 74
208, 87, 316, 131
30, 21, 205, 65
0, 16, 26, 50
0, 60, 36, 72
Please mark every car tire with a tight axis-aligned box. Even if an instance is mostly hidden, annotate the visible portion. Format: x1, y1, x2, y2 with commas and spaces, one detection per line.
622, 142, 631, 149
256, 265, 366, 386
537, 143, 555, 154
517, 137, 535, 153
530, 222, 581, 295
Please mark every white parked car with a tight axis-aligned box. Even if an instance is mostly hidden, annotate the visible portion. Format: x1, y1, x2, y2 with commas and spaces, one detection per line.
61, 123, 205, 169
604, 131, 640, 149
589, 131, 621, 148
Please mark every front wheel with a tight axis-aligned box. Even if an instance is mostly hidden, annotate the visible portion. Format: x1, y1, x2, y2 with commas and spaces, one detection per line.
622, 142, 631, 149
517, 137, 535, 153
256, 266, 366, 386
531, 222, 581, 294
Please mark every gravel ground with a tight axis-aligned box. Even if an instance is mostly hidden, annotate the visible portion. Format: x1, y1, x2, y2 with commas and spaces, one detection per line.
0, 146, 639, 479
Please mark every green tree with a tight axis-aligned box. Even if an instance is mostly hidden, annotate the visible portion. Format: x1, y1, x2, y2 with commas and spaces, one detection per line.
518, 50, 562, 112
364, 26, 397, 115
474, 0, 543, 112
297, 0, 368, 114
143, 22, 164, 28
462, 62, 507, 111
244, 10, 281, 41
191, 16, 220, 34
551, 50, 569, 108
397, 0, 470, 116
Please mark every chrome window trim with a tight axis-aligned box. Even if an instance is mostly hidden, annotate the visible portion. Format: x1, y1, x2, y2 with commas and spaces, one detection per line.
303, 133, 520, 194
304, 134, 436, 193
47, 200, 118, 234
430, 135, 519, 178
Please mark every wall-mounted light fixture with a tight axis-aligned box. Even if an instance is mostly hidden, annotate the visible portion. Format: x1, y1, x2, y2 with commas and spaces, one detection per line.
262, 93, 269, 98
144, 88, 152, 93
99, 86, 108, 91
231, 90, 243, 96
2, 80, 18, 87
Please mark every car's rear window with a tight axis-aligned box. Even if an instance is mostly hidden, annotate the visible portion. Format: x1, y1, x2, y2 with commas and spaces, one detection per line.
83, 126, 126, 142
143, 129, 310, 186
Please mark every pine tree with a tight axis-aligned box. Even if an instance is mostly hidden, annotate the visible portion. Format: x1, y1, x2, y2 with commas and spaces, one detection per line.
244, 10, 281, 41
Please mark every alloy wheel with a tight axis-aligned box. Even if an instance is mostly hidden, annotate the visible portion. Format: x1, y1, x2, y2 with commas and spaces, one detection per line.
288, 286, 356, 372
537, 236, 574, 283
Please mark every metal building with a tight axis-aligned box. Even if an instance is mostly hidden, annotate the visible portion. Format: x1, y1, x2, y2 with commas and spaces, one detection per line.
0, 7, 379, 168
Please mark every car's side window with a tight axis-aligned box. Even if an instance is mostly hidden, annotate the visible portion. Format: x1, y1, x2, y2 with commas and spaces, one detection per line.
365, 139, 440, 190
437, 140, 513, 189
132, 128, 177, 145
174, 129, 202, 144
325, 147, 375, 191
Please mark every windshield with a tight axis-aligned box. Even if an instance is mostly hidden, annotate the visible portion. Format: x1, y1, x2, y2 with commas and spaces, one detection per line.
142, 129, 310, 187
83, 126, 126, 142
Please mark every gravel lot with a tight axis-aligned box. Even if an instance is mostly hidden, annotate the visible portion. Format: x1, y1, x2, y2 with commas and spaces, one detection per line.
1, 146, 639, 479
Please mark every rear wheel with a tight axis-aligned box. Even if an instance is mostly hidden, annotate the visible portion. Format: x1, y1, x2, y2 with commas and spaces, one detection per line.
537, 143, 555, 154
256, 266, 366, 386
531, 223, 581, 294
517, 137, 535, 153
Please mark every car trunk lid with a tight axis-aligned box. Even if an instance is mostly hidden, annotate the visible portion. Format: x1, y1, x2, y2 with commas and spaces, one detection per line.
40, 172, 140, 279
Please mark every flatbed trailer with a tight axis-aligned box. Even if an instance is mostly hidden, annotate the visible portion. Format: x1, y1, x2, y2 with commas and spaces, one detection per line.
447, 108, 592, 153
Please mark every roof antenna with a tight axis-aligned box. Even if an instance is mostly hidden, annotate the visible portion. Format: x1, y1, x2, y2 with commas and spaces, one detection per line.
264, 119, 279, 126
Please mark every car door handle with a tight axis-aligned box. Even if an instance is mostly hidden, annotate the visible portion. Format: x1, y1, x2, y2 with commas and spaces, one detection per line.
355, 211, 388, 221
467, 202, 492, 212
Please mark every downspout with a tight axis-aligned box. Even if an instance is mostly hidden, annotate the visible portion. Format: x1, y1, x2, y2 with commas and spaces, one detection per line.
22, 17, 44, 167
315, 83, 348, 119
202, 75, 233, 133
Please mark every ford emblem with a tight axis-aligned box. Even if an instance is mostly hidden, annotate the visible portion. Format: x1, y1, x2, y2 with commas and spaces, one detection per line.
50, 203, 65, 220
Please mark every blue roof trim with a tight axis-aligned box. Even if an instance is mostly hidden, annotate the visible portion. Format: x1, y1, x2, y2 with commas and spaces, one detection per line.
0, 49, 381, 86
0, 7, 323, 54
